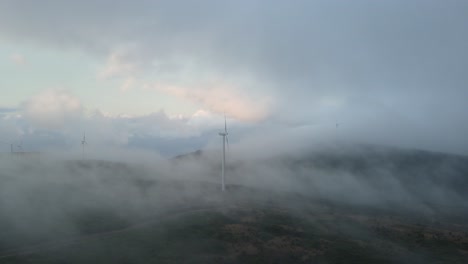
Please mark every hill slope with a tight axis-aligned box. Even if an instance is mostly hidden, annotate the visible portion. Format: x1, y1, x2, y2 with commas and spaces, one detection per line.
0, 145, 467, 263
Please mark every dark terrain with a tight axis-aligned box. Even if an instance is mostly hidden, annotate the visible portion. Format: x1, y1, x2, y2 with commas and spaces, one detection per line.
0, 145, 467, 263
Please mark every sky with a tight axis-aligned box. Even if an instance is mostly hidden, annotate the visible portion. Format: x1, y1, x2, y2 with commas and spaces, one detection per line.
0, 0, 468, 157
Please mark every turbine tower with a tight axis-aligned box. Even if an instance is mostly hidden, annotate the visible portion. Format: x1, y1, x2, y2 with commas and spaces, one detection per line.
81, 132, 87, 160
0, 140, 14, 155
218, 115, 229, 192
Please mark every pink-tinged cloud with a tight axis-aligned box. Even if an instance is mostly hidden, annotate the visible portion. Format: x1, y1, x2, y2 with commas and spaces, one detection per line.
153, 82, 272, 122
10, 53, 26, 65
22, 89, 83, 129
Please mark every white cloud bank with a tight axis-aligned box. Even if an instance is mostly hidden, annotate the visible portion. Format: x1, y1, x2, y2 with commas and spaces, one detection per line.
152, 82, 272, 122
0, 1, 467, 155
22, 89, 83, 129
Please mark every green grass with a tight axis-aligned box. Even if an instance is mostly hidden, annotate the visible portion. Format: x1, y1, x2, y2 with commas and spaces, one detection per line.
2, 206, 468, 264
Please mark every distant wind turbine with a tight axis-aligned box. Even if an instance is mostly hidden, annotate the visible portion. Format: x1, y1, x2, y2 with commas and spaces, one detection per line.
218, 115, 229, 192
0, 140, 14, 155
81, 132, 87, 160
17, 141, 23, 153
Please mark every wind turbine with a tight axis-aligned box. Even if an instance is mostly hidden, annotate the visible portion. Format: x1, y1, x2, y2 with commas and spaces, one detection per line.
0, 140, 14, 155
81, 132, 87, 160
218, 115, 229, 192
17, 141, 23, 153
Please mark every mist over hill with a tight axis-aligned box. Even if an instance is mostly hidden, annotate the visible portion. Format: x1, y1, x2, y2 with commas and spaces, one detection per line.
175, 143, 468, 208
1, 1, 468, 262
0, 143, 467, 263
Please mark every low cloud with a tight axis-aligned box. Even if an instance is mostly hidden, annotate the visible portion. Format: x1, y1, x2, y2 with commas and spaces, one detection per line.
0, 103, 225, 155
21, 89, 83, 129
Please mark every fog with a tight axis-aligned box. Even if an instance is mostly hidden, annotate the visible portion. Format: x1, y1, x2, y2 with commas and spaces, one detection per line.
1, 140, 467, 254
1, 1, 468, 261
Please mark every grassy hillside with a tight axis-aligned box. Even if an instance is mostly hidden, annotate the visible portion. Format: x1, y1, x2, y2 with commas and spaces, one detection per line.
1, 204, 467, 264
1, 145, 467, 263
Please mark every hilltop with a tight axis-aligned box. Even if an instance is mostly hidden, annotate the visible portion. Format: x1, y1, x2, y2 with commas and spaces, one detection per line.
0, 144, 467, 263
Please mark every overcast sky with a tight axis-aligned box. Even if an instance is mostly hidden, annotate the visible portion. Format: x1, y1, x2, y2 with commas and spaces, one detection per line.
0, 0, 467, 156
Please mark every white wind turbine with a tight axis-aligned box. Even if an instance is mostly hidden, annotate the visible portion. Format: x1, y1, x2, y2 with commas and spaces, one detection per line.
218, 115, 229, 192
81, 132, 87, 160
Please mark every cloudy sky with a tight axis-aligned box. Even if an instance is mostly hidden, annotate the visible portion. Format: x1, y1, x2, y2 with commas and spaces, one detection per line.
0, 0, 467, 156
